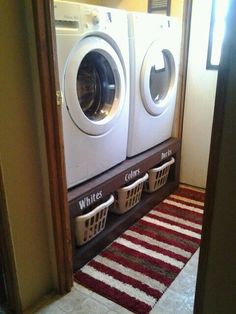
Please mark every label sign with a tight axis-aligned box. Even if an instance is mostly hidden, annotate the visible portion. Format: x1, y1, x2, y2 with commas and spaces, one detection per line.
161, 149, 172, 160
124, 168, 141, 183
78, 190, 103, 210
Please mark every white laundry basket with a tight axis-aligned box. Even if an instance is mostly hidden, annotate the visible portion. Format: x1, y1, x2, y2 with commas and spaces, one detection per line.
75, 194, 114, 246
111, 173, 149, 214
143, 157, 175, 193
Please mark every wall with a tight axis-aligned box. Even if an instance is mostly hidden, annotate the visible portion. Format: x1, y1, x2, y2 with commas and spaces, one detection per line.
62, 0, 101, 5
170, 0, 184, 18
101, 0, 148, 11
0, 1, 56, 311
63, 0, 148, 11
180, 0, 217, 188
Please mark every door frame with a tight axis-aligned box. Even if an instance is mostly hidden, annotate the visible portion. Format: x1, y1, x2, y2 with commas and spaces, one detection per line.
24, 0, 232, 307
31, 0, 73, 293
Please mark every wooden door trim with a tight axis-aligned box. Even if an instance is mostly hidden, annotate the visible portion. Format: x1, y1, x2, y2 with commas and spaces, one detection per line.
31, 0, 73, 293
176, 0, 193, 140
0, 166, 22, 313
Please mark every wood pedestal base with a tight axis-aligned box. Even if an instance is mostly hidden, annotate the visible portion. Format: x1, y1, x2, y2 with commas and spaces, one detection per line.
68, 138, 180, 271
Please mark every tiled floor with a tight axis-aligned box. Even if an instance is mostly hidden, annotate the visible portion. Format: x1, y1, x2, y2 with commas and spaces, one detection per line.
29, 249, 199, 314
0, 250, 199, 314
150, 249, 199, 314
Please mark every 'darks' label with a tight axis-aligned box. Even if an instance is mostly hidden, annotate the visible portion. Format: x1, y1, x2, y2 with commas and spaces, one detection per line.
161, 149, 172, 160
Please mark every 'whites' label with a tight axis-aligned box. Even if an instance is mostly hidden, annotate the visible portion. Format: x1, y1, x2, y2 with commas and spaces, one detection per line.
78, 190, 103, 210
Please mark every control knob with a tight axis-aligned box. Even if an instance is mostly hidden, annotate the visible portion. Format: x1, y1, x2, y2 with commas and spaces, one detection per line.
91, 11, 100, 25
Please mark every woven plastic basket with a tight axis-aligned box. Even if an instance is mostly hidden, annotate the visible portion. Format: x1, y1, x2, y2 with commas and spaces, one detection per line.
74, 194, 114, 246
143, 157, 175, 193
111, 173, 149, 215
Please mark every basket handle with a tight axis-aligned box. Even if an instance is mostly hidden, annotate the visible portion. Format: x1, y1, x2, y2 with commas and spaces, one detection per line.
150, 157, 175, 173
118, 173, 149, 192
75, 194, 114, 220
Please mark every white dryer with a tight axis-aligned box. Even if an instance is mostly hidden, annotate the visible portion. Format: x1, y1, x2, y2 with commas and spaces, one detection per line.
54, 1, 129, 188
127, 13, 180, 157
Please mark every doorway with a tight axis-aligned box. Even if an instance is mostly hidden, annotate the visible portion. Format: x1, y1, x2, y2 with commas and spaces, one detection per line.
28, 0, 233, 312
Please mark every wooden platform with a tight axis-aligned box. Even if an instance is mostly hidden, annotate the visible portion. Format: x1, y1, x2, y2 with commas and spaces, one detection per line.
68, 138, 181, 270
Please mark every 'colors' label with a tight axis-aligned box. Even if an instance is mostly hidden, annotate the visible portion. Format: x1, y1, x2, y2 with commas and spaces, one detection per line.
124, 168, 141, 182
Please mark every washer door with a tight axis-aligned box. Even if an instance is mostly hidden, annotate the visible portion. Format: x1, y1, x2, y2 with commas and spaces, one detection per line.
64, 36, 125, 135
140, 40, 176, 116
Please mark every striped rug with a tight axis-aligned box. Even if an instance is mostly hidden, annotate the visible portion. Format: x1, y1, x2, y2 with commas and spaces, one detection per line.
74, 185, 205, 313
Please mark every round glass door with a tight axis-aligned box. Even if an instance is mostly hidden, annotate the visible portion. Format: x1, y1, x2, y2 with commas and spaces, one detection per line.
77, 51, 116, 122
149, 51, 171, 104
64, 36, 125, 136
140, 41, 176, 116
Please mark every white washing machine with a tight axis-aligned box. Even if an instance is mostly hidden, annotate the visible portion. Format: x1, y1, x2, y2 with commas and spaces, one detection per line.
54, 1, 129, 188
127, 13, 180, 157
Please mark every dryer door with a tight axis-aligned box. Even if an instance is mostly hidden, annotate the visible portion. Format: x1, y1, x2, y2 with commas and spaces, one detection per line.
64, 36, 125, 135
140, 40, 176, 116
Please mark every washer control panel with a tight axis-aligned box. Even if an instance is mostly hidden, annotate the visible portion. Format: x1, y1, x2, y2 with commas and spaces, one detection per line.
54, 1, 121, 35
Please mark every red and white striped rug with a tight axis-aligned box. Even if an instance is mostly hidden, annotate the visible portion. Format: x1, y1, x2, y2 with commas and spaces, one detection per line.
74, 185, 205, 313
